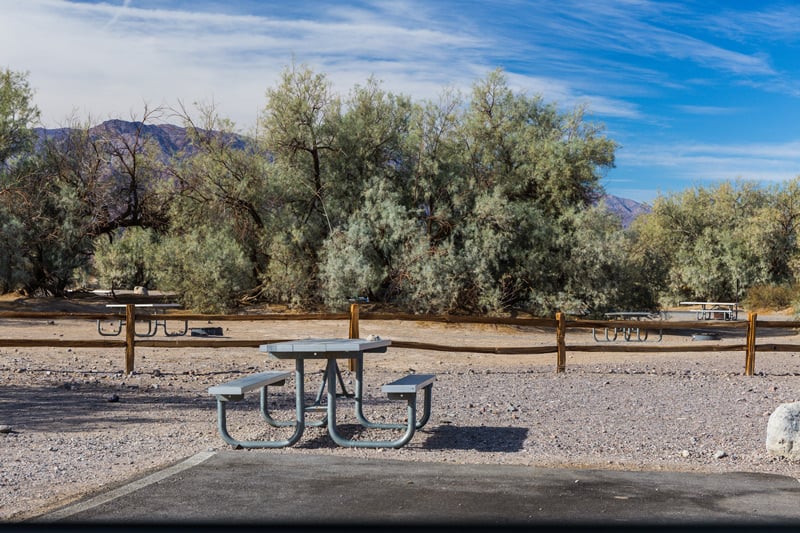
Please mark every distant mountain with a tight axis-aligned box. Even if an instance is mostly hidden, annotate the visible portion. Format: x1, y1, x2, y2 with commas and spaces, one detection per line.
36, 120, 652, 226
600, 194, 651, 228
34, 119, 245, 157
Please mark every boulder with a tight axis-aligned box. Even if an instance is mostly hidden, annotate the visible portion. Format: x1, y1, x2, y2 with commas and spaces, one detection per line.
133, 286, 148, 295
766, 401, 800, 460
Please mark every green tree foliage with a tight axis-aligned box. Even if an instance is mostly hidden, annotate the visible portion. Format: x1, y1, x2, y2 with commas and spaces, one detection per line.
3, 65, 640, 314
153, 224, 254, 313
628, 179, 800, 306
0, 98, 176, 295
169, 102, 277, 289
93, 227, 159, 291
255, 64, 342, 303
0, 69, 39, 167
315, 69, 620, 315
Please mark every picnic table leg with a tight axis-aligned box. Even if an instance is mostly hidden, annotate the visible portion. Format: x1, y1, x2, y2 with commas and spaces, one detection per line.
215, 360, 306, 448
260, 383, 297, 428
353, 357, 431, 430
133, 319, 157, 337
97, 319, 123, 336
162, 319, 188, 336
327, 359, 419, 449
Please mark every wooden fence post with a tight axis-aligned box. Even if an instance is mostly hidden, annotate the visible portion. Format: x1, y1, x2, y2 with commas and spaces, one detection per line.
348, 303, 360, 371
124, 303, 136, 374
745, 312, 757, 376
556, 312, 566, 373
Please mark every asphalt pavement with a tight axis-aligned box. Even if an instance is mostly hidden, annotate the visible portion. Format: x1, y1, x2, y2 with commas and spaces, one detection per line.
25, 450, 800, 529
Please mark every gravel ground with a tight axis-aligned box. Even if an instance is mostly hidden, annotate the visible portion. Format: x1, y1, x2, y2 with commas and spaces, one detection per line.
2, 315, 800, 521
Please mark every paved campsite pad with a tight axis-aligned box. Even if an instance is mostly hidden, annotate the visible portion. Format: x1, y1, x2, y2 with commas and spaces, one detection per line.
40, 451, 800, 525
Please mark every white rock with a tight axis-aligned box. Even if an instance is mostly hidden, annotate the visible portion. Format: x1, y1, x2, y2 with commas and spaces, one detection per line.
766, 401, 800, 460
133, 286, 148, 295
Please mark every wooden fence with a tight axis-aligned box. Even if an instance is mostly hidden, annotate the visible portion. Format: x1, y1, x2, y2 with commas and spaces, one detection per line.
0, 305, 797, 376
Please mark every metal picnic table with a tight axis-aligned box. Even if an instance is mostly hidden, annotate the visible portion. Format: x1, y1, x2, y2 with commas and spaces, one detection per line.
97, 303, 188, 337
208, 338, 434, 449
593, 311, 663, 342
679, 301, 740, 321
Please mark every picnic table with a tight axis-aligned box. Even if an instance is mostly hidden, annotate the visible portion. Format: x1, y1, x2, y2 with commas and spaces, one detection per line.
679, 301, 740, 321
97, 303, 188, 337
208, 338, 435, 449
593, 311, 663, 342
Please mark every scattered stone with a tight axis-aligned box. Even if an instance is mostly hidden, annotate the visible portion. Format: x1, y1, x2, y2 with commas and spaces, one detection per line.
714, 450, 727, 459
0, 425, 12, 434
680, 450, 690, 458
107, 394, 120, 403
766, 401, 800, 460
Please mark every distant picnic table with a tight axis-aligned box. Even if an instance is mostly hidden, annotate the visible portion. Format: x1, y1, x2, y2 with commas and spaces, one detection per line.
679, 301, 740, 321
593, 311, 663, 342
97, 303, 187, 337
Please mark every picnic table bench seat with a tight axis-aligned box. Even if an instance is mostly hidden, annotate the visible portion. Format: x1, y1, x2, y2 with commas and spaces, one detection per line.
208, 371, 291, 400
378, 373, 435, 433
208, 370, 303, 448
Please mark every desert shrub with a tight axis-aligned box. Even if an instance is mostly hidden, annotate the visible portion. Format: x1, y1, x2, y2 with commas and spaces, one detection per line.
319, 223, 384, 309
0, 215, 30, 293
153, 226, 254, 313
744, 283, 795, 311
260, 226, 322, 307
93, 227, 159, 290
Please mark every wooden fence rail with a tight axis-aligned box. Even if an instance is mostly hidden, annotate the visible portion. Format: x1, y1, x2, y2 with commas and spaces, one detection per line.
1, 305, 798, 375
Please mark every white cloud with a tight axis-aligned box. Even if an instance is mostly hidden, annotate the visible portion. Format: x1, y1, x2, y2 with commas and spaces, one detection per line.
0, 0, 661, 128
0, 0, 501, 127
618, 140, 800, 183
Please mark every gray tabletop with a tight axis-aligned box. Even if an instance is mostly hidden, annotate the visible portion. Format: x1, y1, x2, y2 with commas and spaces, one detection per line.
260, 338, 391, 358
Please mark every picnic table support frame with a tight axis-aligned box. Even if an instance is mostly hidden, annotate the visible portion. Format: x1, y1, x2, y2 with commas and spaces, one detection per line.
348, 303, 359, 371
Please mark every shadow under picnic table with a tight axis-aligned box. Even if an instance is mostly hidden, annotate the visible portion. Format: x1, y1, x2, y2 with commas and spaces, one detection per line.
422, 425, 529, 452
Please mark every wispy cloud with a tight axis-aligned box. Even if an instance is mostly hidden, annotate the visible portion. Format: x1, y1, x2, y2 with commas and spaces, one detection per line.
103, 0, 133, 29
672, 105, 744, 116
0, 0, 499, 126
710, 4, 800, 43
619, 140, 800, 183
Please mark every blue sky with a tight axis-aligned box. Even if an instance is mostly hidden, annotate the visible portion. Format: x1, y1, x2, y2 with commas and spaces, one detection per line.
2, 0, 800, 203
